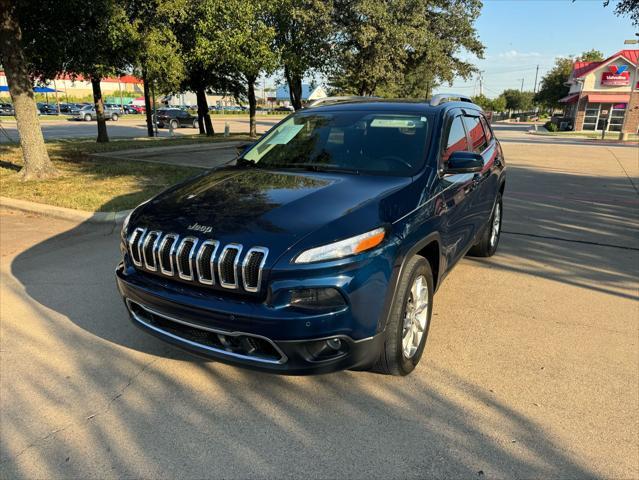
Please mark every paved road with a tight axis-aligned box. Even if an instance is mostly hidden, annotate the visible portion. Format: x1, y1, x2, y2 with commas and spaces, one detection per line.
0, 117, 280, 143
1, 142, 638, 479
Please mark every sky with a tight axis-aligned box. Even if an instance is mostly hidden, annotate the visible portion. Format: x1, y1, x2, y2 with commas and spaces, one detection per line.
433, 0, 638, 98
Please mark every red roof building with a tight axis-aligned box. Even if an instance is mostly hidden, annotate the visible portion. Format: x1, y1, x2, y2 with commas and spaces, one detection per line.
560, 49, 638, 134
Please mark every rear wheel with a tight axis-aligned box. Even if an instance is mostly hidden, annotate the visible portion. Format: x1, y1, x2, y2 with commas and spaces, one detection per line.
468, 193, 502, 257
170, 119, 179, 130
373, 255, 433, 376
111, 113, 119, 121
192, 119, 199, 129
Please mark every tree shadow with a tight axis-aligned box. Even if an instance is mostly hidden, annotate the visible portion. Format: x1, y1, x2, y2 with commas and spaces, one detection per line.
3, 159, 637, 477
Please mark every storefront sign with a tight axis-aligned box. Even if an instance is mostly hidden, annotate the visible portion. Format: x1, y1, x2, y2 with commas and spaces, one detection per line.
601, 65, 630, 86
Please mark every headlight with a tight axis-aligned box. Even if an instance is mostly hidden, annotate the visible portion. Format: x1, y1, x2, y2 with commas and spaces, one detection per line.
294, 227, 386, 264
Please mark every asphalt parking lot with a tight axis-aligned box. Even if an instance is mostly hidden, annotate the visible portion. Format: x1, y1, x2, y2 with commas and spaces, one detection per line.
1, 140, 637, 478
0, 116, 280, 142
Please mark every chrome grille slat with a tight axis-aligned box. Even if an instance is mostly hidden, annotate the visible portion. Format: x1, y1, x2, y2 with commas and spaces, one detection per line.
196, 240, 220, 285
242, 247, 269, 293
142, 231, 162, 271
158, 233, 179, 276
128, 231, 268, 292
176, 237, 199, 281
128, 227, 146, 266
218, 244, 243, 289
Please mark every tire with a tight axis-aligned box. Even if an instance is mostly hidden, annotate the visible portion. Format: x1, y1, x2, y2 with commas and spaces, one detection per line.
84, 114, 92, 122
111, 113, 119, 122
170, 119, 179, 130
468, 192, 502, 257
373, 255, 434, 376
192, 119, 198, 129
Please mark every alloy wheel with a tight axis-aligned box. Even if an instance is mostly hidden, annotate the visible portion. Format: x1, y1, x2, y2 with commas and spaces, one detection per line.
490, 202, 501, 247
402, 275, 429, 358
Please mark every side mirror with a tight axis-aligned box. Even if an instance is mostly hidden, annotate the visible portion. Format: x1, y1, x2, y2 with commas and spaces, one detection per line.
444, 151, 483, 174
235, 142, 256, 156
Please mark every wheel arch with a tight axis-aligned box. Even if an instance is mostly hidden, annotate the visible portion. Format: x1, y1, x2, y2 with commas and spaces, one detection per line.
377, 232, 443, 334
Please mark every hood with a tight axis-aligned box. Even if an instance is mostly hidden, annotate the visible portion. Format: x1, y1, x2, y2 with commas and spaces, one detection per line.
131, 167, 411, 261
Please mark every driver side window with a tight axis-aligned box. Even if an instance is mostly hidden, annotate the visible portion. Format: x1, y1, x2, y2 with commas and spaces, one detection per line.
442, 115, 469, 162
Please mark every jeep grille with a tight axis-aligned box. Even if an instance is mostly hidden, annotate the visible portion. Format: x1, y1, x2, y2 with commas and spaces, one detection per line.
126, 230, 269, 293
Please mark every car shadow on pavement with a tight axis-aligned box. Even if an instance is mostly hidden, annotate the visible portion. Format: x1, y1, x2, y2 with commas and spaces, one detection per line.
472, 164, 639, 302
5, 161, 636, 477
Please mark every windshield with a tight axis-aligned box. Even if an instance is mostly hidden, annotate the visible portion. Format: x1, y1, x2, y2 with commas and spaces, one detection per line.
243, 110, 431, 176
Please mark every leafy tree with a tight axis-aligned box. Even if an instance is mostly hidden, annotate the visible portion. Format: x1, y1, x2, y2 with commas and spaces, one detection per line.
579, 49, 605, 62
172, 0, 247, 136
534, 57, 573, 109
501, 89, 533, 113
534, 50, 605, 109
268, 0, 335, 109
603, 0, 639, 26
491, 94, 506, 113
19, 0, 138, 142
331, 0, 484, 97
126, 0, 186, 137
0, 0, 58, 180
223, 1, 277, 137
471, 94, 492, 111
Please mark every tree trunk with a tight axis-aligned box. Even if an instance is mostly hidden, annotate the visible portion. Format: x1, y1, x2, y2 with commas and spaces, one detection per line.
247, 75, 257, 138
284, 66, 303, 110
142, 74, 154, 137
196, 87, 213, 136
0, 0, 58, 180
91, 77, 109, 142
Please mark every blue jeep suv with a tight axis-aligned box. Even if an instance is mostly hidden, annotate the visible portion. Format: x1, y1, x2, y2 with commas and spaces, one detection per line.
116, 94, 506, 376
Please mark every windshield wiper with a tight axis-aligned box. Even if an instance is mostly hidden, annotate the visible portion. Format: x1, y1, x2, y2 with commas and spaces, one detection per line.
300, 164, 360, 175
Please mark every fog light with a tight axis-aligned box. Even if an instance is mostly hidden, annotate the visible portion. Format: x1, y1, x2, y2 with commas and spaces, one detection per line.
305, 337, 349, 361
289, 288, 346, 310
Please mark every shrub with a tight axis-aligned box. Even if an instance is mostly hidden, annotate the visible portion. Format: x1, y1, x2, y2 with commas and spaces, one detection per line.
544, 121, 559, 132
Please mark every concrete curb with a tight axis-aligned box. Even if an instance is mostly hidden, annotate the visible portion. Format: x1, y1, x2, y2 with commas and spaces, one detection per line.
0, 196, 131, 225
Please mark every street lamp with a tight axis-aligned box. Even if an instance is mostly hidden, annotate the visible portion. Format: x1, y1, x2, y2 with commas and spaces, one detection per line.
619, 38, 638, 140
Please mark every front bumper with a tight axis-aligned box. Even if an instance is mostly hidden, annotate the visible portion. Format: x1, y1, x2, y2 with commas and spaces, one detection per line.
116, 264, 385, 374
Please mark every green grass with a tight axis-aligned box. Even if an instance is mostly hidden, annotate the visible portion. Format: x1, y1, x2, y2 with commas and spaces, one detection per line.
0, 135, 253, 212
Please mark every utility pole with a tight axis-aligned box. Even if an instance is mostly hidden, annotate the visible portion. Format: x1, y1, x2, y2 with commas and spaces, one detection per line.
533, 65, 539, 93
520, 78, 524, 92
479, 70, 484, 96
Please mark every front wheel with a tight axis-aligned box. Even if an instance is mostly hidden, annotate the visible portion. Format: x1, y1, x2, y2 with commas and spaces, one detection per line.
84, 114, 92, 122
373, 255, 433, 376
111, 113, 119, 122
192, 119, 199, 129
468, 192, 502, 257
170, 119, 179, 130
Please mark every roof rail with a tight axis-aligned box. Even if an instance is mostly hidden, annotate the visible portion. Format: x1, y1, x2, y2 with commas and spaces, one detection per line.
429, 93, 473, 107
306, 96, 377, 108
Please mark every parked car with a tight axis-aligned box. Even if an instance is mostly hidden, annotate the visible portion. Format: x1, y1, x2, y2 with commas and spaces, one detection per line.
155, 108, 198, 129
72, 104, 121, 121
123, 104, 145, 114
275, 105, 295, 112
0, 103, 14, 116
104, 103, 125, 114
116, 94, 506, 376
37, 103, 60, 115
66, 104, 84, 115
